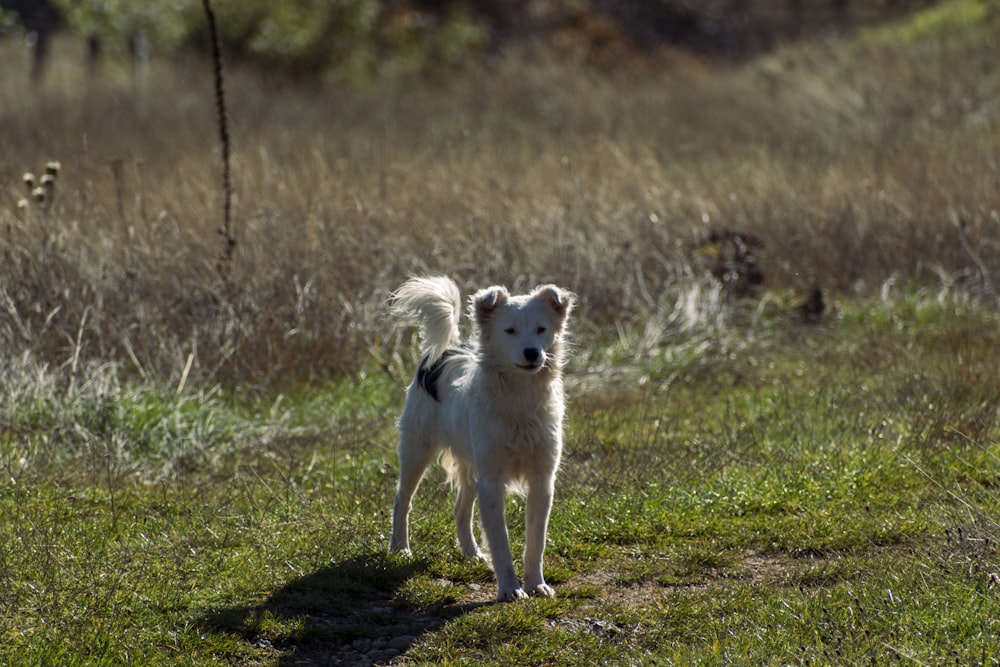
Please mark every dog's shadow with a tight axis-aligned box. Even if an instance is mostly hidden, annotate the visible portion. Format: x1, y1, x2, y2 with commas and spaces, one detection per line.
197, 552, 489, 665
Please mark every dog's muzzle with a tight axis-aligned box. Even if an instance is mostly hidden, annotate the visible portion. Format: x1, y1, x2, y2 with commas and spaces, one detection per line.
518, 347, 544, 371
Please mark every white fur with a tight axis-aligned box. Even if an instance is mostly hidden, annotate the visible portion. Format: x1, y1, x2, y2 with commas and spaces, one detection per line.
389, 275, 576, 602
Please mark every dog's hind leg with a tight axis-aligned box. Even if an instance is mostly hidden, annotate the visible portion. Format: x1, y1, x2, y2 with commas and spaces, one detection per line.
389, 432, 436, 555
523, 472, 556, 597
453, 466, 485, 559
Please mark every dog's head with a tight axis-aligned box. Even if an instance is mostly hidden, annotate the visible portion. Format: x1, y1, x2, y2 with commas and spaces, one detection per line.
472, 283, 576, 374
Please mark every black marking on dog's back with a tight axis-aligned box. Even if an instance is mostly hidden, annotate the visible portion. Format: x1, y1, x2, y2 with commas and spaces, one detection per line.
417, 344, 471, 402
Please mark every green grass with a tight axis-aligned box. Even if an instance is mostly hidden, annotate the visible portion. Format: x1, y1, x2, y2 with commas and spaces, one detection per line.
2, 294, 999, 665
863, 0, 993, 43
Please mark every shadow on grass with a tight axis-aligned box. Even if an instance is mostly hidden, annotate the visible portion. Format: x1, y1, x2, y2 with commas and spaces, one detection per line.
197, 551, 488, 665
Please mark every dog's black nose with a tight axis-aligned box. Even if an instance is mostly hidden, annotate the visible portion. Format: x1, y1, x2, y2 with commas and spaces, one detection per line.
523, 348, 540, 364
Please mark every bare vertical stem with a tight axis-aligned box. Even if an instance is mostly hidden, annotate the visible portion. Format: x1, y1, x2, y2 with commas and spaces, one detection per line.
202, 0, 235, 276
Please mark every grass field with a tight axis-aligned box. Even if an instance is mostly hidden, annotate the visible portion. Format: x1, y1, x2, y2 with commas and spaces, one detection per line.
2, 1, 1000, 664
2, 294, 999, 665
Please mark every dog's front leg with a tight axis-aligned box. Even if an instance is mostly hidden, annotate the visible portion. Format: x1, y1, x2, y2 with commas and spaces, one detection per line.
523, 473, 556, 597
477, 476, 527, 601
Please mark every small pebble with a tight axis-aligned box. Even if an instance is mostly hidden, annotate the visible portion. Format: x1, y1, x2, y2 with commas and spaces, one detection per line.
388, 635, 415, 651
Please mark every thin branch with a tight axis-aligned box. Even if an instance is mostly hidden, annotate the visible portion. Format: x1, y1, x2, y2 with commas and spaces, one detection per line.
202, 0, 235, 275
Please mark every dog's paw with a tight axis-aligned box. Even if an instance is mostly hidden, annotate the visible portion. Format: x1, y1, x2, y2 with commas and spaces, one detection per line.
534, 584, 556, 598
529, 583, 556, 598
389, 544, 413, 557
496, 586, 529, 602
459, 545, 487, 561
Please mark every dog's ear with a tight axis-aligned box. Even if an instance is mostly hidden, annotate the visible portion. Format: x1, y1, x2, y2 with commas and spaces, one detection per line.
534, 285, 576, 320
472, 286, 509, 325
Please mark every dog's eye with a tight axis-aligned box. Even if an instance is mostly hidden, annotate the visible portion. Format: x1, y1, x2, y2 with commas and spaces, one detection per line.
536, 327, 547, 334
504, 327, 516, 335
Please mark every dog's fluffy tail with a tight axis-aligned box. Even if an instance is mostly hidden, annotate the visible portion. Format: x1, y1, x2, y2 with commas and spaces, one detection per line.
391, 276, 462, 364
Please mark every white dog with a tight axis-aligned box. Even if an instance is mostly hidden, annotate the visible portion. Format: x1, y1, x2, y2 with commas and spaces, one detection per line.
388, 276, 576, 602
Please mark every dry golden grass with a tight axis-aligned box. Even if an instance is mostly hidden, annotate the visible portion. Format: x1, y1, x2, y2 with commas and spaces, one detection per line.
2, 11, 998, 385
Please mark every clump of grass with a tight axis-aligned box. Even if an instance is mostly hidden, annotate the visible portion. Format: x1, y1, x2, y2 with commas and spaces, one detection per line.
0, 354, 246, 483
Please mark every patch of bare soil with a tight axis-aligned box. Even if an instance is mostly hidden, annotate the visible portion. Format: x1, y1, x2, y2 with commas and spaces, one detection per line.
226, 549, 848, 665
